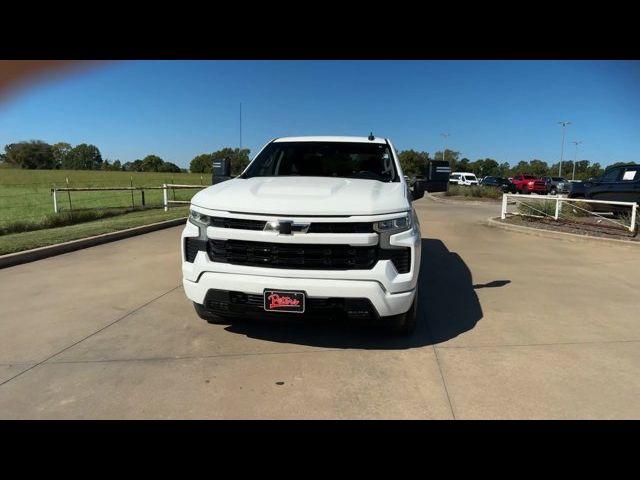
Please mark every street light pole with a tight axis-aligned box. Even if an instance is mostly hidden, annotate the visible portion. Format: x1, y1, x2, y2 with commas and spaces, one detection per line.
558, 121, 571, 177
441, 133, 450, 164
571, 140, 582, 181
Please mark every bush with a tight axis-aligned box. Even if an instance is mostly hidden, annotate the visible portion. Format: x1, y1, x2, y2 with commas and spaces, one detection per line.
516, 199, 557, 217
444, 185, 503, 199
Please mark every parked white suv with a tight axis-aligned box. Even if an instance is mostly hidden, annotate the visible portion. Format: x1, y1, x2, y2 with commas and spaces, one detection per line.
449, 172, 479, 186
181, 136, 423, 334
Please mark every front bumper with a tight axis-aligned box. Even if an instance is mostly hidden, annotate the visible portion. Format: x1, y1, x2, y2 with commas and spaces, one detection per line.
522, 184, 547, 193
183, 275, 415, 318
181, 213, 421, 318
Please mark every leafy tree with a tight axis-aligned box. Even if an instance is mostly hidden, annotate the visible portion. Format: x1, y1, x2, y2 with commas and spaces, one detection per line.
225, 148, 251, 175
190, 153, 214, 173
123, 159, 144, 172
528, 159, 549, 177
51, 142, 72, 169
587, 162, 604, 179
469, 158, 500, 177
3, 140, 54, 169
513, 160, 530, 174
498, 162, 511, 177
457, 157, 471, 172
158, 161, 181, 173
189, 148, 251, 175
66, 143, 103, 170
100, 159, 123, 171
141, 154, 164, 172
398, 150, 429, 178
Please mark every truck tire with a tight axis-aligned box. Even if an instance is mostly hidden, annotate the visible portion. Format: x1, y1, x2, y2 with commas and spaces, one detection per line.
389, 288, 418, 335
193, 302, 231, 325
550, 187, 557, 195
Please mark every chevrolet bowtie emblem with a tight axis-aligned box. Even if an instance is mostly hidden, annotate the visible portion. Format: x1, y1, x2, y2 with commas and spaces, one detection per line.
264, 220, 310, 235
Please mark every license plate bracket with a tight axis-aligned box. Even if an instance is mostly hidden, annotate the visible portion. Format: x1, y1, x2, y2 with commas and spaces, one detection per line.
263, 289, 305, 313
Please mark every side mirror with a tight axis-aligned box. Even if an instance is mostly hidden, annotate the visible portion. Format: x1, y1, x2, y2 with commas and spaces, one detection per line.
411, 180, 425, 201
212, 157, 232, 185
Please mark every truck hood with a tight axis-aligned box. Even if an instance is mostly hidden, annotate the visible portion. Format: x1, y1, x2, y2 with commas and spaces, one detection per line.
190, 177, 410, 216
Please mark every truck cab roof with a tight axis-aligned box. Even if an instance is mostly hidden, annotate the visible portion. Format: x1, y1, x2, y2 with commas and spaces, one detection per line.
274, 136, 388, 145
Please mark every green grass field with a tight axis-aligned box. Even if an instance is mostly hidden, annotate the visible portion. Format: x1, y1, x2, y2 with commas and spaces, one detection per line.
0, 207, 189, 255
0, 168, 208, 254
0, 168, 209, 226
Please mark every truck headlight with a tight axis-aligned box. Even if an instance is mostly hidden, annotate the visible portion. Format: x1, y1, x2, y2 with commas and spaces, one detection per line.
189, 209, 210, 227
374, 213, 412, 233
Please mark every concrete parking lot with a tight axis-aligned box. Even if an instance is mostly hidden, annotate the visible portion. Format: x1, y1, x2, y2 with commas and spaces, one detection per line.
1, 197, 639, 419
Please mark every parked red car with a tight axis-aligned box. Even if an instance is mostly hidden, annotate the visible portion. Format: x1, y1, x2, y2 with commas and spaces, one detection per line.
511, 174, 547, 194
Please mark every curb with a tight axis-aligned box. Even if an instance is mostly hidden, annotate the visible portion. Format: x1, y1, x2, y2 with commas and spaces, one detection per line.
425, 192, 500, 206
0, 217, 187, 269
487, 216, 639, 247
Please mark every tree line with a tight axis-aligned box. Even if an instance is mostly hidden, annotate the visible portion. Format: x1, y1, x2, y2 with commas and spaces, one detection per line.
2, 140, 634, 181
0, 140, 182, 173
399, 149, 636, 181
0, 141, 251, 176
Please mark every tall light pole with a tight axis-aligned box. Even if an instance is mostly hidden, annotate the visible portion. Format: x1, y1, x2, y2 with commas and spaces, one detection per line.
441, 133, 450, 163
558, 121, 571, 176
239, 102, 242, 150
571, 140, 582, 181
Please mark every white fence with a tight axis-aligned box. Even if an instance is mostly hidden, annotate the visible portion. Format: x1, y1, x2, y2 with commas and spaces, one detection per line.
51, 184, 206, 213
501, 193, 638, 233
162, 184, 205, 211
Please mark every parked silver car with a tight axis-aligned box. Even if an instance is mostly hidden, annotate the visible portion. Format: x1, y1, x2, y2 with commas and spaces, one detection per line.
541, 176, 570, 195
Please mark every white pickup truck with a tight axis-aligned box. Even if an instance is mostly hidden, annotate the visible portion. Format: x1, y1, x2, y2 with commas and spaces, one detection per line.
181, 135, 434, 334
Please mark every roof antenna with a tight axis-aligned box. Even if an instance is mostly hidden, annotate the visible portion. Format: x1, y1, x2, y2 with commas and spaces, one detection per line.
368, 132, 375, 141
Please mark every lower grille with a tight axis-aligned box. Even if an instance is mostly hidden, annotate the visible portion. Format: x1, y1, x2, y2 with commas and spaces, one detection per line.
185, 237, 206, 263
379, 248, 411, 273
204, 289, 378, 320
208, 239, 377, 270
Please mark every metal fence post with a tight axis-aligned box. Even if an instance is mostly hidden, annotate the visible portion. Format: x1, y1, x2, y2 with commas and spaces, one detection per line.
163, 184, 168, 211
501, 194, 508, 220
631, 203, 637, 233
52, 188, 58, 213
554, 197, 560, 220
66, 177, 73, 211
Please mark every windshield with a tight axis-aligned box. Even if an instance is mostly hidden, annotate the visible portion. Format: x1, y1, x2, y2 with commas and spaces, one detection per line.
242, 141, 399, 182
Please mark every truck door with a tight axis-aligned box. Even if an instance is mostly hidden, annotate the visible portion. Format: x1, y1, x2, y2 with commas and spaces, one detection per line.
617, 166, 640, 204
589, 167, 623, 202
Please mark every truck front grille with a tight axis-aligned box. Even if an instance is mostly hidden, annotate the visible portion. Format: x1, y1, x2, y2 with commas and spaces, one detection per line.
208, 239, 378, 270
210, 217, 265, 230
207, 217, 373, 233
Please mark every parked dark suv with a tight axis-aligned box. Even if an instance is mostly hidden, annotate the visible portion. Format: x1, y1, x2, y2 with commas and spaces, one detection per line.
568, 164, 640, 211
480, 176, 516, 193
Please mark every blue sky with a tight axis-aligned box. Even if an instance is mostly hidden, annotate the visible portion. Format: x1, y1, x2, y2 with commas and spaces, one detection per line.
1, 60, 638, 168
